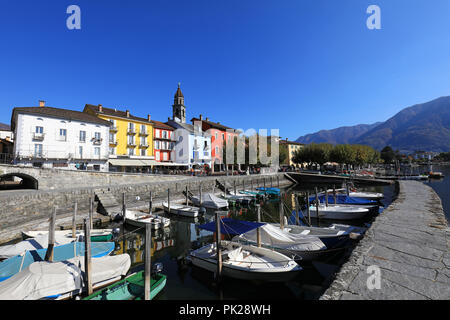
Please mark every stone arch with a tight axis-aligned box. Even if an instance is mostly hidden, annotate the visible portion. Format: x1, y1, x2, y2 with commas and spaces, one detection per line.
0, 173, 39, 190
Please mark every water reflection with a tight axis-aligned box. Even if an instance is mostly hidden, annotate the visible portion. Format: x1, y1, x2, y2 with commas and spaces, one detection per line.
108, 182, 396, 300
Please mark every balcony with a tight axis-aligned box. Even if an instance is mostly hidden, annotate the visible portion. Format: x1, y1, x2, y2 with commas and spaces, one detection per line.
92, 138, 103, 145
138, 131, 148, 137
127, 129, 136, 135
127, 142, 137, 147
109, 126, 118, 132
32, 133, 45, 141
109, 140, 118, 146
139, 143, 149, 148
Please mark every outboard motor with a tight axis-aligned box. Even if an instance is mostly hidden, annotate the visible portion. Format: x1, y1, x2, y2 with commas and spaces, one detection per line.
152, 262, 163, 275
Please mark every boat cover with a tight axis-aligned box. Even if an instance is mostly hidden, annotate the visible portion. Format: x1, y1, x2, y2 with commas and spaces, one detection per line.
0, 254, 130, 300
233, 224, 326, 252
0, 234, 77, 260
192, 193, 229, 208
310, 194, 376, 204
198, 218, 265, 235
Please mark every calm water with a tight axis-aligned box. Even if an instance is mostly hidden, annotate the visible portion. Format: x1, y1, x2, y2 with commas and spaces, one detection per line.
425, 165, 450, 221
108, 182, 396, 300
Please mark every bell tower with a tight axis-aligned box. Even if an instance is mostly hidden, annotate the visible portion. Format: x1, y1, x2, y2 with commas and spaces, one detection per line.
172, 83, 186, 123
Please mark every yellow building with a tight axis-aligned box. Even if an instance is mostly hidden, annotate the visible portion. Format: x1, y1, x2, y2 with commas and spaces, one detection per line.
83, 104, 156, 172
280, 138, 304, 167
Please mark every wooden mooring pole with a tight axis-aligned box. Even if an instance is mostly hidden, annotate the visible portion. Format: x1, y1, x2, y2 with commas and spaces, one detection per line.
306, 191, 311, 225
256, 204, 261, 247
294, 194, 300, 226
84, 217, 93, 296
122, 192, 126, 254
185, 185, 189, 205
72, 202, 77, 239
215, 212, 222, 282
315, 187, 320, 223
199, 184, 202, 206
44, 206, 56, 262
149, 190, 153, 214
279, 195, 284, 230
167, 188, 171, 212
325, 188, 329, 207
333, 184, 337, 204
144, 223, 152, 300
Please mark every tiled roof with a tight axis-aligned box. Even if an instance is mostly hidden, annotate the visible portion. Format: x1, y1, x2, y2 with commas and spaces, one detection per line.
190, 117, 236, 132
0, 123, 11, 131
11, 106, 112, 130
84, 104, 153, 125
152, 120, 175, 130
280, 139, 304, 146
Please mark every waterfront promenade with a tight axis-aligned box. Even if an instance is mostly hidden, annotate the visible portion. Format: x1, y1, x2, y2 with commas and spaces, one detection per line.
321, 180, 450, 300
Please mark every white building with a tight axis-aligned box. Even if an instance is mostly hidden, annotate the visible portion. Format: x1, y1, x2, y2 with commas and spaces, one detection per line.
166, 85, 212, 169
0, 123, 13, 141
11, 101, 111, 171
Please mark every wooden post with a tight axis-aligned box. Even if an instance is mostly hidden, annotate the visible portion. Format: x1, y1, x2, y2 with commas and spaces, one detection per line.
199, 184, 202, 206
256, 204, 261, 247
325, 188, 329, 207
277, 175, 280, 188
89, 197, 93, 230
294, 195, 300, 226
44, 206, 56, 262
149, 190, 153, 214
279, 195, 284, 230
315, 187, 320, 222
84, 217, 93, 296
72, 202, 77, 239
167, 188, 170, 211
271, 176, 273, 188
185, 185, 189, 205
263, 178, 266, 192
144, 223, 152, 300
306, 191, 311, 225
333, 184, 337, 204
251, 179, 253, 190
345, 180, 350, 196
242, 179, 245, 192
215, 212, 222, 282
233, 180, 236, 195
122, 192, 126, 254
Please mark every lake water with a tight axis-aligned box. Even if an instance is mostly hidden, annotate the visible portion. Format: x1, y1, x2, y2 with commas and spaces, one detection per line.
107, 182, 396, 300
425, 164, 450, 221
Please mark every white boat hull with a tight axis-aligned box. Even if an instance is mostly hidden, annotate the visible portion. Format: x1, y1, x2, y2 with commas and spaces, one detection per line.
162, 202, 199, 217
124, 210, 170, 229
308, 205, 370, 220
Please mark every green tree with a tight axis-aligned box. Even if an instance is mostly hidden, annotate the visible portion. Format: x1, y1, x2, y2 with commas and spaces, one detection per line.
380, 146, 395, 164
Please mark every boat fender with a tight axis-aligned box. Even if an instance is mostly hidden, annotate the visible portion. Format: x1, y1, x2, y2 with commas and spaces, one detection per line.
152, 262, 164, 275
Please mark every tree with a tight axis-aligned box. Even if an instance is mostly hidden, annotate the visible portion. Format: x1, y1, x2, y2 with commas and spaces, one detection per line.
380, 146, 395, 164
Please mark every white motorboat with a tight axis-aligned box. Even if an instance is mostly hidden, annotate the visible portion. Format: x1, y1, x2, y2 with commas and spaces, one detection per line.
327, 188, 383, 200
124, 209, 170, 229
191, 193, 229, 210
233, 224, 327, 261
308, 204, 370, 220
21, 229, 114, 242
190, 240, 301, 282
162, 201, 200, 217
0, 254, 131, 300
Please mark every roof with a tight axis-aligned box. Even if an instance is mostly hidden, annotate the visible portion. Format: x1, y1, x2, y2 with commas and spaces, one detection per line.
174, 84, 184, 98
151, 120, 175, 131
11, 106, 112, 130
0, 123, 11, 131
84, 104, 153, 125
280, 139, 304, 146
190, 117, 236, 132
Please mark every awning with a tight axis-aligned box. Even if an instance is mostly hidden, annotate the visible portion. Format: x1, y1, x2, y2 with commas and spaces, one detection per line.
198, 218, 265, 236
153, 162, 189, 167
108, 159, 159, 167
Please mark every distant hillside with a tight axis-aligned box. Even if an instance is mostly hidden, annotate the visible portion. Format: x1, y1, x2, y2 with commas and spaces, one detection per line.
295, 122, 382, 145
295, 96, 450, 153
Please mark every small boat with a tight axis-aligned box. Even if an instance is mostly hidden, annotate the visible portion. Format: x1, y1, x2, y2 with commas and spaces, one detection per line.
255, 187, 280, 196
233, 224, 328, 261
238, 190, 267, 198
220, 194, 255, 206
0, 233, 76, 260
310, 194, 377, 205
0, 254, 131, 300
191, 193, 229, 210
162, 202, 200, 217
0, 241, 115, 282
325, 188, 383, 200
307, 204, 370, 220
124, 210, 170, 229
83, 263, 167, 300
21, 229, 114, 242
429, 171, 444, 178
190, 240, 301, 282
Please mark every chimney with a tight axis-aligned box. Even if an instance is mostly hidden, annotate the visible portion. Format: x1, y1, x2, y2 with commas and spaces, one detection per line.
147, 114, 151, 121
206, 117, 209, 121
286, 138, 288, 141
168, 117, 171, 121
199, 114, 203, 120
98, 104, 103, 112
39, 100, 45, 107
126, 110, 130, 117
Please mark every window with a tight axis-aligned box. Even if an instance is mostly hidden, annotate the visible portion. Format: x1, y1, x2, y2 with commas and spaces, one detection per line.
141, 149, 146, 156
129, 123, 134, 130
215, 133, 218, 140
128, 135, 134, 145
95, 132, 101, 140
109, 132, 114, 143
80, 131, 86, 142
34, 144, 43, 157
163, 152, 168, 161
35, 126, 43, 134
222, 133, 225, 140
128, 148, 134, 156
162, 130, 167, 139
155, 151, 160, 160
216, 146, 219, 155
94, 147, 100, 156
141, 124, 146, 133
155, 140, 160, 149
155, 129, 160, 138
79, 146, 83, 158
59, 129, 67, 141
204, 141, 208, 149
141, 137, 147, 146
109, 147, 115, 155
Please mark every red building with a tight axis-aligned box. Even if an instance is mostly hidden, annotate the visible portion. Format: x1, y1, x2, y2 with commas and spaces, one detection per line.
190, 115, 239, 172
152, 120, 175, 162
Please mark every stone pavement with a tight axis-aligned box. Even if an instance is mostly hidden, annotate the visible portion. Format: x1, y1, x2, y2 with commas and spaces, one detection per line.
321, 180, 450, 300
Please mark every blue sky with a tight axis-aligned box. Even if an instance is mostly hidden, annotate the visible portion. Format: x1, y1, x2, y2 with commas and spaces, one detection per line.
1, 0, 449, 140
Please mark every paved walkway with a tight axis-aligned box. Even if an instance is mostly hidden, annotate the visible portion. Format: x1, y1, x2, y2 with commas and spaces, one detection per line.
321, 180, 450, 300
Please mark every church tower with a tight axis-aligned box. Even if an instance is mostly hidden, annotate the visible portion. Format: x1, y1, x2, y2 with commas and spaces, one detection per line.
172, 83, 186, 123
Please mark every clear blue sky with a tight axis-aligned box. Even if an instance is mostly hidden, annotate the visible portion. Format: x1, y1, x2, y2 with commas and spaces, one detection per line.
1, 0, 449, 140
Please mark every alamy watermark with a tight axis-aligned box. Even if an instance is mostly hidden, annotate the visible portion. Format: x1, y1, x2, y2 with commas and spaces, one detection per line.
366, 265, 381, 290
367, 5, 381, 30
66, 5, 81, 30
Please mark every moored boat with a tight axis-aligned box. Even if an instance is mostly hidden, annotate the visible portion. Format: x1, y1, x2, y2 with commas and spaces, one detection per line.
124, 209, 171, 229
162, 201, 200, 217
21, 229, 114, 242
307, 204, 370, 220
191, 193, 229, 210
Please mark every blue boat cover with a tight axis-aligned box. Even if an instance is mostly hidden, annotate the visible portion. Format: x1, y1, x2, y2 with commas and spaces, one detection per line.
256, 187, 280, 193
309, 194, 376, 205
198, 218, 265, 235
0, 241, 115, 282
288, 210, 307, 226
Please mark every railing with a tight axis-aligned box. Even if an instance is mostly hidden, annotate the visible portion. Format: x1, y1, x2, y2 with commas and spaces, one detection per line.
32, 133, 45, 141
110, 140, 118, 145
139, 131, 148, 136
139, 143, 149, 148
92, 138, 103, 145
110, 127, 118, 132
0, 153, 13, 164
127, 129, 136, 135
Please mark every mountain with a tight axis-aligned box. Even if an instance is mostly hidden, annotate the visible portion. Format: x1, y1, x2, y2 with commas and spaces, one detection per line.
295, 96, 450, 153
295, 122, 382, 145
